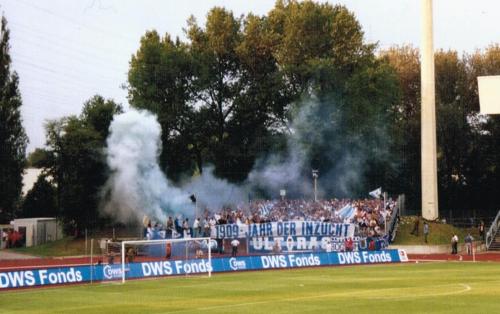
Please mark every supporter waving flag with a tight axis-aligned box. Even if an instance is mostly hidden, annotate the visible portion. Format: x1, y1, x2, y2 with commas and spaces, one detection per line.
369, 187, 382, 199
337, 204, 356, 221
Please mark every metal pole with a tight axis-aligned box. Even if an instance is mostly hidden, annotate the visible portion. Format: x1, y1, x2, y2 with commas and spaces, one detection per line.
208, 238, 212, 278
85, 229, 88, 255
384, 192, 387, 234
312, 170, 318, 202
473, 241, 476, 262
90, 239, 93, 283
420, 0, 439, 220
314, 177, 317, 202
121, 241, 125, 284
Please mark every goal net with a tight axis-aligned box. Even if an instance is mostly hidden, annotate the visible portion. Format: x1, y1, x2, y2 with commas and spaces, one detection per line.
119, 237, 213, 283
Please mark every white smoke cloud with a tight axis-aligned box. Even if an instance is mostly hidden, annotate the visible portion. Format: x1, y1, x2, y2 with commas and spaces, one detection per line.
101, 109, 192, 223
182, 165, 248, 214
101, 94, 389, 223
247, 98, 322, 198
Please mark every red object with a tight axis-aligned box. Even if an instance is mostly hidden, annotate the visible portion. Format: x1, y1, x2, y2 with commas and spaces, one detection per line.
368, 240, 375, 251
165, 243, 172, 259
344, 238, 354, 251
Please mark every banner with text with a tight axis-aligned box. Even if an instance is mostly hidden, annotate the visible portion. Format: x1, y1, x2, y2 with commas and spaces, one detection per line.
212, 221, 355, 239
248, 236, 376, 253
0, 249, 407, 290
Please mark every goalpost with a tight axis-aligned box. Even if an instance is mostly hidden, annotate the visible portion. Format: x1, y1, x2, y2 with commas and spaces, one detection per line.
120, 237, 212, 283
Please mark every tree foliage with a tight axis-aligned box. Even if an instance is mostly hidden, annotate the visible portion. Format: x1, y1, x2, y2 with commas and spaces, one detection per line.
384, 45, 500, 216
44, 96, 122, 233
0, 16, 28, 223
128, 1, 399, 195
17, 2, 500, 225
21, 173, 57, 218
27, 148, 51, 168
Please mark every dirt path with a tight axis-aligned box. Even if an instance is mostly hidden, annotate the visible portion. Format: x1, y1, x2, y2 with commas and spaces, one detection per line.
0, 251, 38, 261
1, 251, 499, 271
409, 252, 500, 262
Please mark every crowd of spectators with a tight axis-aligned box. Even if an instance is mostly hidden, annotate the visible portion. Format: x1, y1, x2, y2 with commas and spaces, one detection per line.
201, 198, 396, 237
145, 198, 396, 239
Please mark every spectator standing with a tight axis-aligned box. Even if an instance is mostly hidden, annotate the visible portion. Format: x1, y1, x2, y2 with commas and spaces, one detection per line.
344, 237, 354, 252
142, 215, 150, 238
174, 217, 182, 235
451, 234, 459, 254
478, 221, 485, 242
465, 233, 474, 255
231, 238, 240, 257
423, 222, 429, 243
272, 239, 282, 253
108, 252, 115, 265
146, 223, 153, 240
166, 217, 174, 238
325, 239, 332, 253
203, 220, 210, 237
410, 217, 420, 236
183, 219, 190, 238
126, 248, 135, 263
193, 218, 201, 238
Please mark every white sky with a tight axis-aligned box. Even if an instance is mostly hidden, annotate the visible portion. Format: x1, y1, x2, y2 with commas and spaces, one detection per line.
1, 0, 499, 152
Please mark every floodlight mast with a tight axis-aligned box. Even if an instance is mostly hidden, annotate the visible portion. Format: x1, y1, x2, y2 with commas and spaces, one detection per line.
312, 169, 319, 202
420, 0, 439, 220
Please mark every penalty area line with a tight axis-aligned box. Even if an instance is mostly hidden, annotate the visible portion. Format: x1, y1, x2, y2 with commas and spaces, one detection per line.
164, 283, 472, 313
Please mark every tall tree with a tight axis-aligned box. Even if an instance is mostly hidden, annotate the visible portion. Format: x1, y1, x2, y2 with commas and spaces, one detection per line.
27, 148, 51, 168
464, 45, 500, 215
434, 50, 471, 212
383, 45, 500, 217
128, 31, 197, 179
265, 1, 399, 196
21, 173, 57, 218
0, 16, 28, 222
129, 9, 290, 181
44, 96, 121, 233
381, 46, 421, 211
127, 1, 400, 195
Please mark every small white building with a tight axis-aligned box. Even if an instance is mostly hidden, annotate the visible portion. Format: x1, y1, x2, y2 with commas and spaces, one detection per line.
12, 218, 63, 247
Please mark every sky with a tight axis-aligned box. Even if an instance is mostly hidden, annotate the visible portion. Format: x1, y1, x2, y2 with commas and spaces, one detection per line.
1, 0, 499, 153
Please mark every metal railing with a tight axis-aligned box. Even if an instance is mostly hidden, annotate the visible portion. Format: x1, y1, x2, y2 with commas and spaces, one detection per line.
486, 210, 500, 250
386, 196, 402, 243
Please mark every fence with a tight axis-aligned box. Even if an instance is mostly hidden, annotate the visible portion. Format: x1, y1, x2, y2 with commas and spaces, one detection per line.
486, 210, 500, 250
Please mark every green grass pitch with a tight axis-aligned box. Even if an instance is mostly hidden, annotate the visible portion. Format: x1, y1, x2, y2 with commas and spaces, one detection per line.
1, 262, 499, 313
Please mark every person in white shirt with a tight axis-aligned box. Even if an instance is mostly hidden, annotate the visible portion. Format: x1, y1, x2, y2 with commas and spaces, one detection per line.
231, 239, 240, 257
192, 218, 200, 237
451, 234, 459, 254
325, 238, 332, 253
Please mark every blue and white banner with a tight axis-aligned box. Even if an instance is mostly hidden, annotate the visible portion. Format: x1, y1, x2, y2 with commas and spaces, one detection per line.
248, 236, 372, 253
0, 249, 407, 290
0, 266, 89, 289
212, 221, 355, 239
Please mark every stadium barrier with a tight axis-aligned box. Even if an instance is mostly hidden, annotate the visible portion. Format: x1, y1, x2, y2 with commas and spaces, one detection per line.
0, 249, 407, 290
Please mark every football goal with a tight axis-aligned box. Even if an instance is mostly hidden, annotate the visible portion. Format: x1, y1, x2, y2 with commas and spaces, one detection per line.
120, 237, 213, 283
